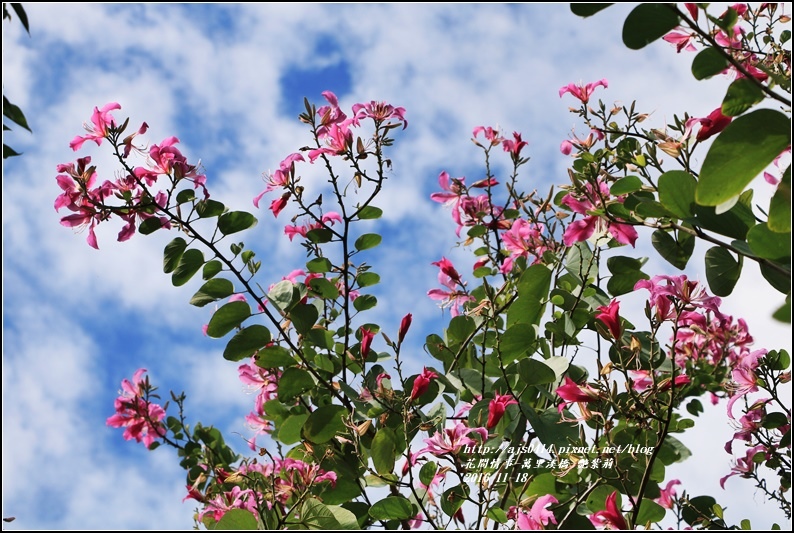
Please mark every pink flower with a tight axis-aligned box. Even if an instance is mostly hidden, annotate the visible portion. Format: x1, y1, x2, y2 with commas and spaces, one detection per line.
106, 368, 166, 448
655, 479, 681, 509
198, 486, 258, 523
254, 153, 305, 207
684, 107, 733, 142
514, 494, 559, 530
559, 79, 608, 104
416, 421, 488, 456
684, 3, 699, 21
352, 100, 407, 129
432, 257, 462, 283
427, 272, 475, 317
398, 313, 412, 344
589, 491, 628, 530
269, 193, 289, 218
720, 445, 766, 488
70, 102, 121, 151
502, 131, 528, 160
410, 367, 439, 402
500, 218, 551, 273
663, 30, 698, 52
359, 326, 375, 359
634, 275, 721, 319
487, 393, 518, 429
595, 299, 622, 340
473, 125, 503, 146
560, 140, 574, 155
556, 376, 601, 412
561, 179, 637, 247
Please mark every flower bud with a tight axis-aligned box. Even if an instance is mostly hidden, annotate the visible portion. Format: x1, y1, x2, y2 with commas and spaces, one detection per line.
398, 313, 412, 344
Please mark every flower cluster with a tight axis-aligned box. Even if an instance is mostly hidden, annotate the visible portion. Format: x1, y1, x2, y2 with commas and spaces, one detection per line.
56, 103, 206, 248
106, 368, 166, 448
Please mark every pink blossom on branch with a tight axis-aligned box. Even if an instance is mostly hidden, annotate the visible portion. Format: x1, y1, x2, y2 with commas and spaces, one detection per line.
486, 392, 518, 429
655, 479, 681, 509
595, 299, 622, 340
561, 179, 637, 247
415, 421, 488, 456
70, 102, 121, 151
588, 491, 628, 530
410, 367, 439, 402
559, 79, 608, 104
510, 494, 559, 530
106, 368, 166, 448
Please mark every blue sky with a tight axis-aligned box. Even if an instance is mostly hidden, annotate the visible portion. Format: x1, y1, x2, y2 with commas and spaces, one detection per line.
2, 3, 791, 529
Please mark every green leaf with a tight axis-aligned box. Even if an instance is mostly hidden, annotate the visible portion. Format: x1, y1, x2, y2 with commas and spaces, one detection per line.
268, 280, 295, 311
369, 497, 415, 521
773, 296, 790, 323
206, 301, 250, 338
507, 264, 552, 327
564, 242, 598, 284
309, 277, 340, 299
571, 3, 613, 17
306, 257, 333, 273
704, 247, 741, 297
652, 229, 694, 270
223, 325, 271, 362
326, 505, 360, 530
357, 272, 380, 287
447, 315, 475, 343
203, 260, 223, 280
371, 428, 397, 475
357, 206, 382, 220
9, 4, 30, 33
354, 233, 382, 251
768, 166, 791, 233
518, 358, 557, 386
301, 499, 343, 530
747, 223, 791, 260
218, 211, 257, 235
693, 198, 756, 240
176, 189, 195, 204
606, 255, 649, 296
692, 47, 730, 80
138, 217, 164, 235
722, 78, 765, 117
3, 144, 21, 158
303, 404, 346, 443
635, 499, 665, 525
525, 406, 579, 448
622, 4, 680, 50
290, 303, 319, 335
500, 324, 536, 362
196, 199, 225, 218
163, 237, 187, 274
172, 248, 205, 286
440, 484, 470, 517
682, 496, 717, 525
419, 461, 438, 488
658, 171, 696, 219
189, 278, 235, 307
760, 262, 791, 294
2, 96, 31, 131
256, 345, 297, 368
610, 175, 643, 196
306, 228, 333, 243
353, 294, 377, 312
212, 509, 258, 530
277, 367, 314, 401
696, 109, 791, 206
